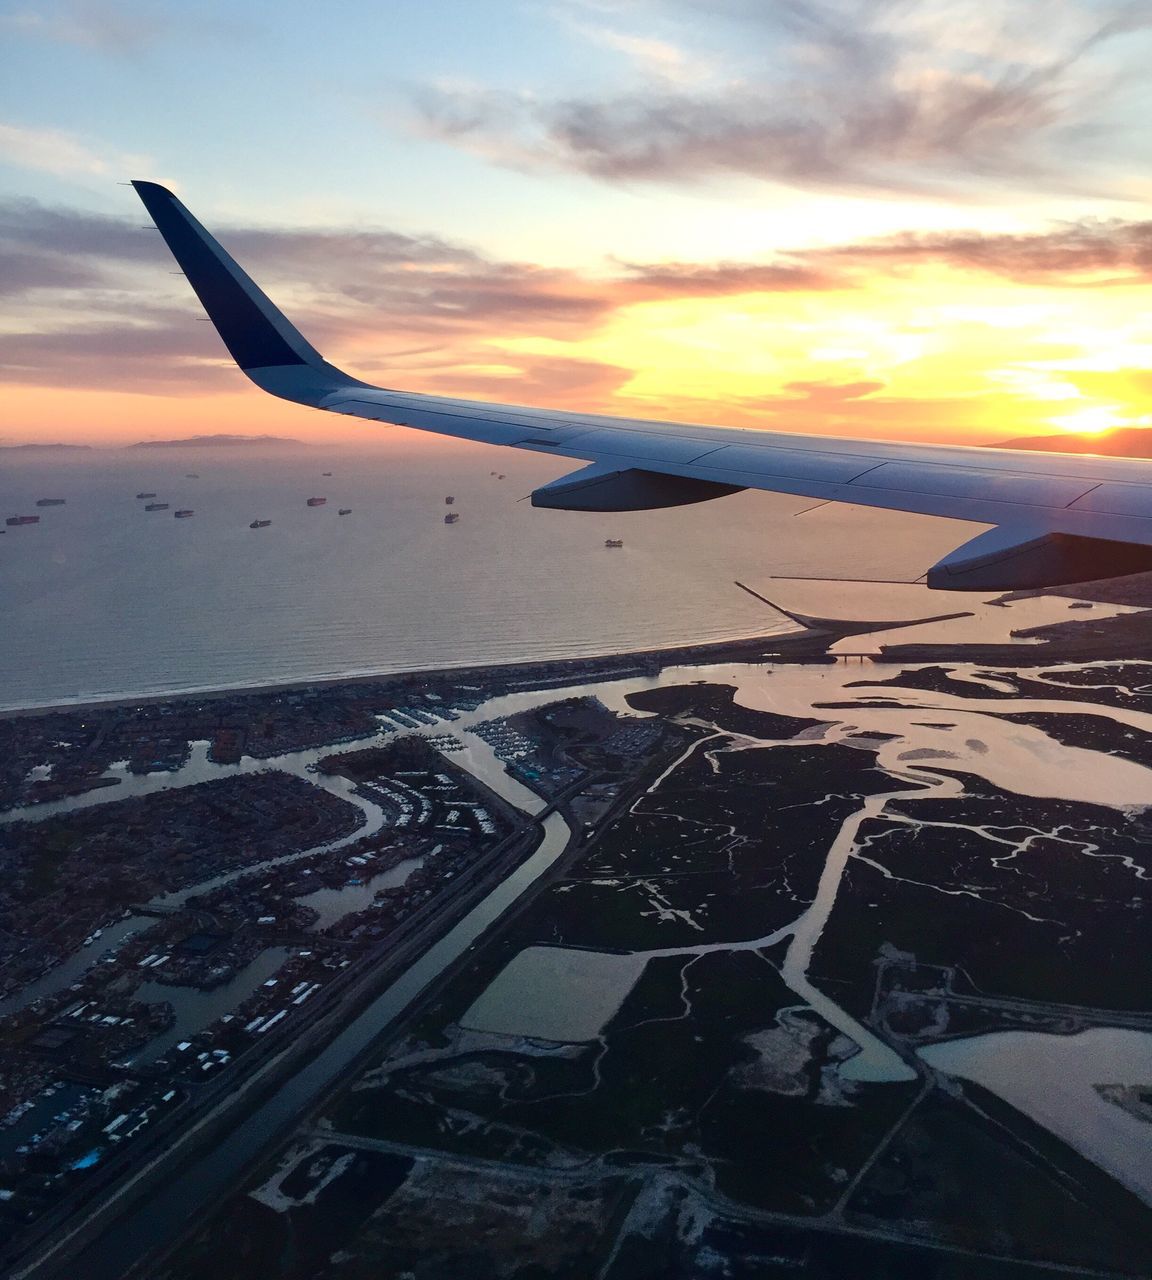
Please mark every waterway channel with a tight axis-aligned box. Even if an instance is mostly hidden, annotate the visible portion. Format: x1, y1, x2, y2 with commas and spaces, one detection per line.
297, 858, 424, 932
131, 948, 291, 1066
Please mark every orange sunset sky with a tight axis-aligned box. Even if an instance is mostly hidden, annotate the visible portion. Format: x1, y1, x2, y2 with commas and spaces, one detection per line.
6, 0, 1152, 449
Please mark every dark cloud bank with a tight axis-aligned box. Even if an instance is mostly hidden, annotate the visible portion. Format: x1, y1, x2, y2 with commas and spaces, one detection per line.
7, 194, 1152, 399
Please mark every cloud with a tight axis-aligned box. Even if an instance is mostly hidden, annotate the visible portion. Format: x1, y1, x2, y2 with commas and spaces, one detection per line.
0, 195, 155, 258
413, 0, 1152, 196
618, 259, 841, 295
635, 386, 1002, 439
0, 246, 103, 296
3, 194, 869, 395
0, 198, 632, 395
2, 1, 177, 55
418, 354, 635, 407
782, 379, 887, 402
0, 121, 145, 179
622, 217, 1152, 293
821, 218, 1152, 284
1, 308, 245, 395
566, 18, 711, 86
0, 199, 612, 326
8, 192, 1152, 410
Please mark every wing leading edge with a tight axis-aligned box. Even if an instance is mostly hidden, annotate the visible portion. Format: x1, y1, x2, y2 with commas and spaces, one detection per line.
133, 180, 1152, 590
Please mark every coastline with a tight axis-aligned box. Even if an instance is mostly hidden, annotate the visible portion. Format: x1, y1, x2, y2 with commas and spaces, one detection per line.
4, 601, 1150, 721
0, 626, 818, 719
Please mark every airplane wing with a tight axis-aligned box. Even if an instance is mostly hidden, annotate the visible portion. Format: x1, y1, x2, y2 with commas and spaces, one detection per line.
133, 180, 1152, 590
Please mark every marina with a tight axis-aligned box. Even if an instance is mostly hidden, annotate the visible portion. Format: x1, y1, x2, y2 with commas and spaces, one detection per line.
295, 857, 425, 931
131, 948, 292, 1066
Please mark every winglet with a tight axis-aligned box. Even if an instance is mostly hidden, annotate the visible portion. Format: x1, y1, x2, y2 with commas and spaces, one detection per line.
132, 180, 369, 404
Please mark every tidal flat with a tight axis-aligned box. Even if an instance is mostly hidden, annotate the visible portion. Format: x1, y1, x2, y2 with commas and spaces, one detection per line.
99, 659, 1152, 1279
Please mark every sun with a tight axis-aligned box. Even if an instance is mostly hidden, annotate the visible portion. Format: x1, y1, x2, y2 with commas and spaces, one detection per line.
1047, 405, 1122, 435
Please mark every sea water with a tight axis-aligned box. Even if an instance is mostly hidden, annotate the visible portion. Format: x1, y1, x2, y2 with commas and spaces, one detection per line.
0, 438, 1126, 709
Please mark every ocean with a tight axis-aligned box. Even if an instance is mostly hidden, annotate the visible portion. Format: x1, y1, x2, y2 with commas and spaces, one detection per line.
0, 437, 1119, 710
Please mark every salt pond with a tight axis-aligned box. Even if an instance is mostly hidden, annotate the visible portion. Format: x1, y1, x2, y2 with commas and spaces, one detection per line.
919, 1029, 1152, 1205
461, 946, 649, 1042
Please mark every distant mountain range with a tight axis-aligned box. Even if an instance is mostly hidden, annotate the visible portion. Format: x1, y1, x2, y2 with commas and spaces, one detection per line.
997, 427, 1152, 457
0, 442, 91, 451
7, 427, 1149, 457
127, 434, 303, 448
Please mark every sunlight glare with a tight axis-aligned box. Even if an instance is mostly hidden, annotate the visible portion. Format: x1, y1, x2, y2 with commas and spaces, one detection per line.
1049, 405, 1122, 434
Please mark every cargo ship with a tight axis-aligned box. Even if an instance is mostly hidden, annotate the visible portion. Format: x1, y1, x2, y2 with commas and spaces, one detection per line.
444, 512, 460, 524
145, 502, 169, 512
136, 492, 157, 499
36, 498, 65, 507
322, 471, 332, 476
174, 509, 195, 518
185, 473, 199, 479
250, 519, 271, 528
6, 515, 40, 526
338, 508, 352, 515
306, 496, 327, 506
604, 538, 623, 548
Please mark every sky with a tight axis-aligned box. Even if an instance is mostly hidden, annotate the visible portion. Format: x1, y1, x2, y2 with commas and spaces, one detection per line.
5, 0, 1152, 447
